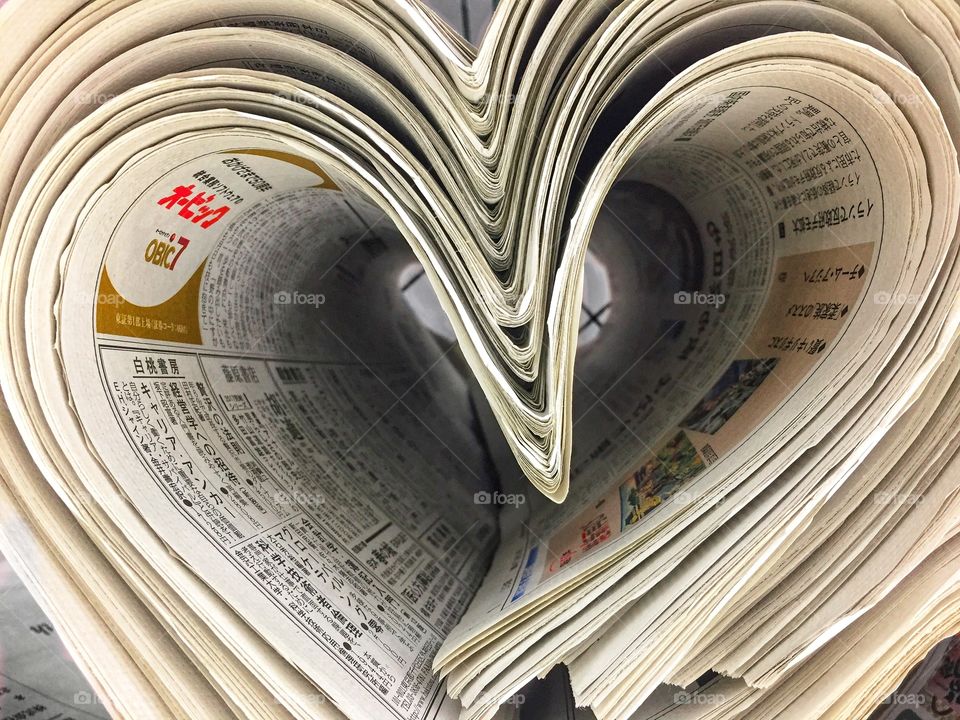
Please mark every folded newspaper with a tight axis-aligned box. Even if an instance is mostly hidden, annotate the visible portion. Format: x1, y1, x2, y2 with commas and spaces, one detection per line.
2, 0, 960, 719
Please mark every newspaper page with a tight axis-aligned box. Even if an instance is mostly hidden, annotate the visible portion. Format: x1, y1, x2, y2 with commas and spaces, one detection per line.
871, 635, 960, 720
0, 552, 109, 720
449, 68, 917, 640
52, 132, 498, 720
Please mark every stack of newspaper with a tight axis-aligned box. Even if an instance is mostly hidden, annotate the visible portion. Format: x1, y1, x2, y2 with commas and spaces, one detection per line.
1, 0, 960, 719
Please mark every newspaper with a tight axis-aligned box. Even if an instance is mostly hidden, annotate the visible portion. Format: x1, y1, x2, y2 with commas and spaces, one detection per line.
1, 1, 960, 719
0, 553, 109, 720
